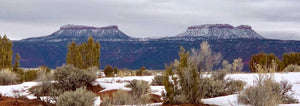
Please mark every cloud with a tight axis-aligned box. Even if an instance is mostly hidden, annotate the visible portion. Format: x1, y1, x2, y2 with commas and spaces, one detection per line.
0, 0, 300, 40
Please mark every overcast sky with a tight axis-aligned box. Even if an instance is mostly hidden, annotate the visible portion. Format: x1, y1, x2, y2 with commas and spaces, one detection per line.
1, 0, 300, 40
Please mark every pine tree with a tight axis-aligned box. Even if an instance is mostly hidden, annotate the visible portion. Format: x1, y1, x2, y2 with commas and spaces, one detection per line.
13, 53, 20, 71
163, 46, 202, 104
0, 35, 13, 69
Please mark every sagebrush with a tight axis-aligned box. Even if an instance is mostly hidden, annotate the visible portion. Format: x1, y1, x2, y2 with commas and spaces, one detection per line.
57, 87, 96, 106
101, 80, 151, 105
0, 69, 18, 85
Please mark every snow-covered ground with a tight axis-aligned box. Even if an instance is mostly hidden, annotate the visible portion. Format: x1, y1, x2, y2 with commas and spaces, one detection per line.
1, 72, 300, 106
0, 82, 39, 99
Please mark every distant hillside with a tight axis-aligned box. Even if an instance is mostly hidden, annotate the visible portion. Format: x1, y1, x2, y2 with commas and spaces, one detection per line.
12, 24, 300, 71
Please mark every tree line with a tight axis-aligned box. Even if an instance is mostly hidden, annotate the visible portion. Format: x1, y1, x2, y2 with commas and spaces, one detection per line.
249, 52, 300, 72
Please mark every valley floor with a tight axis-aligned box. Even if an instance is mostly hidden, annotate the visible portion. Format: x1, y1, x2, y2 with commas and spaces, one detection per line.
1, 72, 300, 106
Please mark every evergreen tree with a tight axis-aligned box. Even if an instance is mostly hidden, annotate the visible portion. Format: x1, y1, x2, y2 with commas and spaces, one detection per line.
104, 65, 114, 77
13, 53, 20, 71
66, 42, 84, 69
0, 35, 13, 69
114, 67, 118, 74
282, 53, 300, 68
249, 53, 283, 72
163, 46, 202, 104
136, 66, 146, 76
66, 36, 101, 69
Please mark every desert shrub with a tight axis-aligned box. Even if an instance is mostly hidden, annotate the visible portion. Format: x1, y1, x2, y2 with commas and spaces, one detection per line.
279, 81, 298, 104
54, 64, 97, 91
56, 87, 95, 106
211, 69, 227, 80
104, 65, 114, 77
30, 65, 98, 105
151, 75, 164, 86
39, 65, 51, 72
200, 70, 245, 98
136, 66, 146, 76
30, 69, 59, 105
239, 62, 298, 105
130, 71, 136, 76
283, 64, 300, 72
29, 82, 60, 105
224, 79, 245, 94
201, 77, 224, 98
102, 80, 151, 105
238, 73, 298, 105
239, 78, 280, 106
142, 70, 152, 76
114, 67, 118, 74
23, 70, 38, 81
232, 58, 244, 72
36, 69, 53, 81
0, 69, 18, 85
222, 60, 232, 72
126, 80, 150, 96
117, 70, 125, 77
101, 90, 133, 105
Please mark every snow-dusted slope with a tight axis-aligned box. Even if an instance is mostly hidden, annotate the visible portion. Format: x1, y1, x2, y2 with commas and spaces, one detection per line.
177, 24, 264, 39
21, 24, 133, 42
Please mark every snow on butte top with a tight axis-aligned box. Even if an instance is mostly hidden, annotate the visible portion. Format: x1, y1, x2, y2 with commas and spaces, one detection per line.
60, 24, 118, 30
187, 24, 252, 30
188, 24, 235, 29
236, 25, 252, 29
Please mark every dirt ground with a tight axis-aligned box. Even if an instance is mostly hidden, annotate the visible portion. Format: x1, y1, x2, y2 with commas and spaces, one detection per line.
0, 96, 44, 106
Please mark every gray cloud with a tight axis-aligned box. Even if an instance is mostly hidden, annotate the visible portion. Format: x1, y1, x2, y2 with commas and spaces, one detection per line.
0, 0, 300, 40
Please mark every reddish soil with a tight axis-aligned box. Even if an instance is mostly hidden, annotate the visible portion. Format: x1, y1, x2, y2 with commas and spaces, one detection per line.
96, 89, 119, 98
87, 85, 105, 94
0, 96, 44, 106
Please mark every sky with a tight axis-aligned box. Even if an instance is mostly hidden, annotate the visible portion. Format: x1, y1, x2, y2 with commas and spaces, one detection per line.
1, 0, 300, 40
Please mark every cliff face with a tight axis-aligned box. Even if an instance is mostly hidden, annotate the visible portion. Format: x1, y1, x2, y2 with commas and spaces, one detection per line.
177, 24, 264, 39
